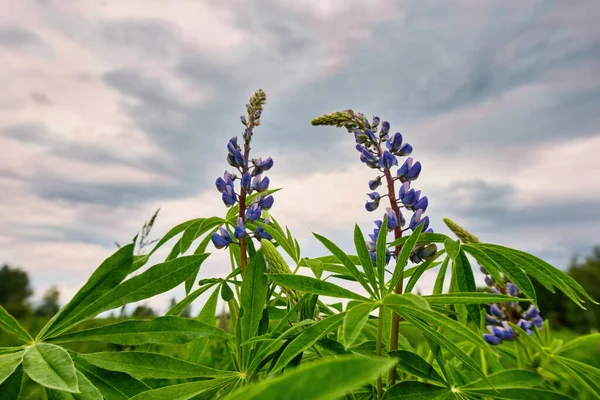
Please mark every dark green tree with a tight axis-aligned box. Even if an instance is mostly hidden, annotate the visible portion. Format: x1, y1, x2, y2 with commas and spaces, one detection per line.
534, 246, 600, 333
34, 286, 61, 318
0, 264, 33, 318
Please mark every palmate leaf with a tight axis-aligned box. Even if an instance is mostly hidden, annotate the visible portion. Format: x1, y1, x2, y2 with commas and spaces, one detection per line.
74, 355, 150, 400
270, 312, 346, 373
0, 350, 24, 385
445, 243, 480, 325
131, 218, 203, 271
463, 244, 537, 306
129, 377, 238, 400
342, 303, 375, 349
314, 231, 377, 298
354, 224, 379, 296
226, 356, 395, 400
433, 257, 450, 295
422, 293, 525, 305
0, 305, 32, 343
240, 250, 268, 368
47, 316, 229, 345
23, 343, 79, 393
267, 274, 370, 301
390, 223, 424, 294
388, 350, 446, 385
383, 381, 450, 400
46, 370, 103, 400
38, 243, 135, 340
79, 352, 233, 380
0, 364, 23, 399
480, 243, 597, 306
46, 254, 210, 339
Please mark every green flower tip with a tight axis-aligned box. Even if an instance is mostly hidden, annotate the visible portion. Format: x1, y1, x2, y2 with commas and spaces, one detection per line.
443, 217, 480, 244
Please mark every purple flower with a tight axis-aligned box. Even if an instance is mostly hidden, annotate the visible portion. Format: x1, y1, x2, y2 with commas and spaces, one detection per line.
365, 200, 380, 212
379, 150, 398, 170
222, 185, 237, 207
234, 217, 245, 240
211, 227, 233, 249
486, 314, 500, 325
398, 143, 413, 156
251, 175, 270, 192
380, 121, 390, 136
490, 304, 505, 319
409, 209, 429, 231
484, 333, 502, 345
384, 208, 398, 231
532, 315, 543, 328
365, 128, 377, 142
484, 275, 494, 287
255, 221, 273, 240
386, 132, 403, 153
245, 203, 262, 222
367, 192, 380, 201
241, 172, 252, 192
215, 177, 227, 192
413, 196, 428, 212
508, 283, 519, 297
259, 195, 274, 210
369, 177, 382, 190
360, 148, 379, 169
252, 157, 274, 175
523, 305, 539, 320
517, 319, 532, 330
397, 157, 422, 182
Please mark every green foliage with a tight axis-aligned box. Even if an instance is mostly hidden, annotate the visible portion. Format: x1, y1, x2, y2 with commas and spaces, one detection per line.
0, 92, 598, 399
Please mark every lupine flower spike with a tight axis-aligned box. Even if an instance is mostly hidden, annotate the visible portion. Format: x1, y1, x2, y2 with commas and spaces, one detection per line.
443, 218, 545, 345
211, 89, 275, 272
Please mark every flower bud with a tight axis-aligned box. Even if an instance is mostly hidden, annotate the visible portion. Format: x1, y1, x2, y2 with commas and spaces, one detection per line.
241, 172, 252, 192
234, 217, 245, 240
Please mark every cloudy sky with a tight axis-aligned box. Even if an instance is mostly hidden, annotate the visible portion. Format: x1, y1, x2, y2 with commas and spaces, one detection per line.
1, 0, 599, 313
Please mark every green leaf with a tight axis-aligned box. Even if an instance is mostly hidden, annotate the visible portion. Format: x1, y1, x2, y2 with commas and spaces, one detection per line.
0, 351, 24, 385
79, 352, 231, 380
383, 381, 449, 399
452, 249, 480, 325
422, 293, 524, 305
226, 356, 395, 400
314, 232, 377, 298
390, 224, 424, 294
405, 257, 441, 294
51, 254, 209, 336
166, 283, 216, 316
0, 306, 32, 343
129, 377, 237, 400
342, 303, 374, 349
381, 293, 431, 311
376, 217, 389, 297
48, 316, 229, 345
267, 274, 370, 301
558, 333, 600, 354
433, 257, 450, 295
388, 350, 445, 384
402, 315, 488, 382
74, 355, 150, 400
23, 343, 79, 393
39, 243, 135, 339
463, 245, 537, 305
188, 286, 221, 363
132, 218, 202, 270
480, 243, 597, 305
463, 388, 570, 399
354, 224, 379, 297
240, 250, 268, 347
271, 312, 346, 373
258, 221, 298, 263
46, 370, 103, 400
461, 369, 543, 389
0, 364, 23, 399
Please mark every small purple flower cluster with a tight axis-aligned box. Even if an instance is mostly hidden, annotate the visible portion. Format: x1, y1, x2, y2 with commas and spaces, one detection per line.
211, 90, 275, 250
341, 113, 434, 264
482, 271, 544, 345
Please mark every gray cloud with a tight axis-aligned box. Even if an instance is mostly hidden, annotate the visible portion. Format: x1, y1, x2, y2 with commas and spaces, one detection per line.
0, 25, 45, 50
